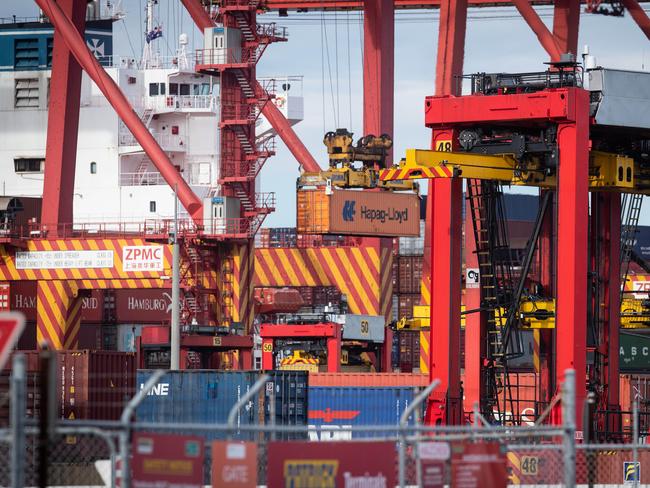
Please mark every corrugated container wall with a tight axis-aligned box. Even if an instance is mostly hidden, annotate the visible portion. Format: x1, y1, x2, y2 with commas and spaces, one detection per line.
307, 386, 419, 440
309, 373, 429, 387
136, 370, 308, 439
397, 256, 423, 294
0, 350, 136, 424
297, 189, 420, 237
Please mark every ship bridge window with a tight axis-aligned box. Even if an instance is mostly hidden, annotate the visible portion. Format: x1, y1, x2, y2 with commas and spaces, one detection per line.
14, 78, 39, 108
169, 83, 179, 95
179, 84, 190, 96
193, 83, 210, 96
149, 83, 166, 96
14, 158, 44, 173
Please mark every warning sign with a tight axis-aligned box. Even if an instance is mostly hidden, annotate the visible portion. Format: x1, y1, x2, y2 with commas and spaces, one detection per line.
122, 246, 164, 272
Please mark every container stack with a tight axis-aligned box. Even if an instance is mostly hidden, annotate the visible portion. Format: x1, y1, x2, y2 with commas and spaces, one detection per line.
393, 220, 425, 321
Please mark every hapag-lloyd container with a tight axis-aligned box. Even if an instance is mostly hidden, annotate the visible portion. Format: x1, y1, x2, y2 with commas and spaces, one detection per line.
307, 386, 419, 440
297, 188, 420, 237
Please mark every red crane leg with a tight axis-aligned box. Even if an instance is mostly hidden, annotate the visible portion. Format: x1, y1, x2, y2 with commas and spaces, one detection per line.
555, 88, 590, 431
425, 172, 463, 425
552, 0, 581, 54
41, 0, 86, 229
435, 0, 468, 96
36, 0, 203, 223
423, 0, 467, 425
363, 0, 394, 164
620, 0, 650, 40
603, 193, 621, 418
512, 0, 562, 61
538, 190, 555, 405
463, 198, 483, 413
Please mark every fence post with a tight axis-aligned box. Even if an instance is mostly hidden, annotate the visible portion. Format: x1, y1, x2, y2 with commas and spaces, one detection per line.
120, 369, 166, 488
633, 397, 639, 487
562, 369, 576, 488
10, 354, 26, 488
398, 380, 440, 488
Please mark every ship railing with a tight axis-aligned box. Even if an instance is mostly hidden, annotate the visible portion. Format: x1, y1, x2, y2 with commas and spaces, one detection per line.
257, 22, 288, 40
117, 132, 187, 152
195, 48, 256, 67
95, 54, 196, 71
145, 95, 219, 113
119, 171, 167, 187
259, 75, 303, 97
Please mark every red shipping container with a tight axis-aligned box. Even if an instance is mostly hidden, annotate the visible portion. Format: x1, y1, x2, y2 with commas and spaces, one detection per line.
254, 287, 304, 313
398, 294, 420, 319
10, 281, 104, 323
398, 329, 420, 373
1, 350, 136, 423
114, 288, 172, 323
297, 286, 314, 305
398, 255, 423, 294
309, 372, 429, 387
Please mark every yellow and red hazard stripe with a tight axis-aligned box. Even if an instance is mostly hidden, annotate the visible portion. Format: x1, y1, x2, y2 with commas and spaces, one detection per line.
379, 166, 454, 182
254, 246, 383, 315
0, 239, 172, 285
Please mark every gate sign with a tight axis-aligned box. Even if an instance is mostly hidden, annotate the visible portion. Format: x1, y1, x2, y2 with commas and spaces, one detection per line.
419, 442, 450, 488
211, 441, 257, 488
122, 246, 164, 272
0, 312, 25, 370
451, 442, 507, 488
267, 441, 395, 487
132, 433, 204, 488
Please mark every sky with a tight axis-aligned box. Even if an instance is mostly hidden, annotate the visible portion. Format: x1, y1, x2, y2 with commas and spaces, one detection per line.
5, 0, 650, 226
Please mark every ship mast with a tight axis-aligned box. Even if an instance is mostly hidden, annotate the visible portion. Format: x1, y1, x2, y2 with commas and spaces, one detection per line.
141, 0, 160, 68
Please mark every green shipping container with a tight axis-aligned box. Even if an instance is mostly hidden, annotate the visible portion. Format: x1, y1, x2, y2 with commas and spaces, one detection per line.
620, 330, 650, 372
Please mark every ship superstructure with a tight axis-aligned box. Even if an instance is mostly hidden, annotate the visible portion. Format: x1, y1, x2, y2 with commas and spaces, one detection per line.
0, 0, 303, 225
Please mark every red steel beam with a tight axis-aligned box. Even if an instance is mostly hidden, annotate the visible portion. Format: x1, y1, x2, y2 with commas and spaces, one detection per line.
180, 0, 214, 30
36, 0, 203, 223
363, 0, 394, 164
255, 82, 322, 172
512, 0, 562, 61
259, 0, 648, 8
621, 0, 650, 40
552, 0, 580, 54
41, 0, 85, 228
181, 0, 321, 173
424, 0, 467, 426
555, 87, 590, 431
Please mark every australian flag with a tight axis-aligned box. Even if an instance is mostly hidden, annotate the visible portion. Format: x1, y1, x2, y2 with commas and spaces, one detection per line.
145, 26, 163, 44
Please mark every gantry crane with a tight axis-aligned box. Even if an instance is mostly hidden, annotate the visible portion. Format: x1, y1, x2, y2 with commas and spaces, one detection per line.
381, 65, 650, 435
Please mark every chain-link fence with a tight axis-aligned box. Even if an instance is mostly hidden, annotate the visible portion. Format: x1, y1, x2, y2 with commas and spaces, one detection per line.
7, 352, 650, 487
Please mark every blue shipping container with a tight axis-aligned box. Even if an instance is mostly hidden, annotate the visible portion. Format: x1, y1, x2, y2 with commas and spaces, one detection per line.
307, 386, 419, 440
136, 370, 261, 437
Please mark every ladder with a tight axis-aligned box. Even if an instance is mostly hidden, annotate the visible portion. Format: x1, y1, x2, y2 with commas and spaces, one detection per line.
466, 179, 520, 424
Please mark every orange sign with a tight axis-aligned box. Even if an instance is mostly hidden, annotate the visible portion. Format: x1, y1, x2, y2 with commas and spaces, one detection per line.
211, 441, 257, 488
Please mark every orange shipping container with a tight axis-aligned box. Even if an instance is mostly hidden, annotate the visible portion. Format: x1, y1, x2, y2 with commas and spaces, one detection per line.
297, 189, 420, 237
309, 372, 429, 387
